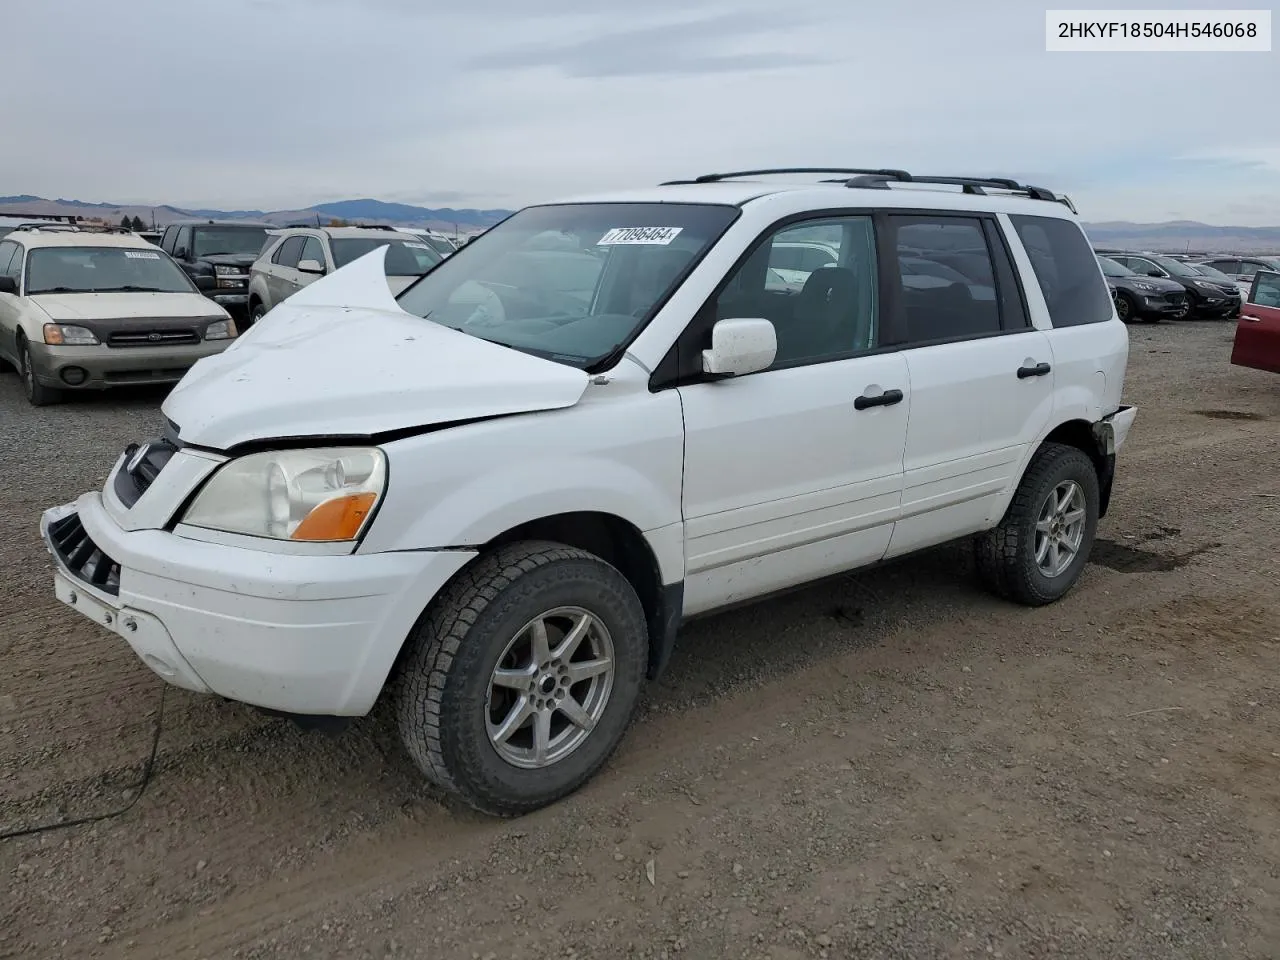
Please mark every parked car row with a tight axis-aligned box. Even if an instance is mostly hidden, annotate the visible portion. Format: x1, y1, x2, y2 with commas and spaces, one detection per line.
1094, 248, 1244, 322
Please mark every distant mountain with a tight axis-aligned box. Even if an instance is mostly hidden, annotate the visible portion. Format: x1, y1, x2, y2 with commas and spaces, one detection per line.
1082, 220, 1280, 254
0, 194, 513, 234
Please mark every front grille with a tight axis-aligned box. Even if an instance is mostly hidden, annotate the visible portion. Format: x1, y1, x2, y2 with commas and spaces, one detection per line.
108, 329, 200, 348
113, 435, 179, 508
48, 512, 121, 596
1164, 292, 1185, 305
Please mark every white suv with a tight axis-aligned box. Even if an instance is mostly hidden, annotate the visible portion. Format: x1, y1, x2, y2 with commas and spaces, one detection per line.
40, 168, 1136, 816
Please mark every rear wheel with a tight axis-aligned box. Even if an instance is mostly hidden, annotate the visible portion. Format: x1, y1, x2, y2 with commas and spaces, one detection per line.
975, 443, 1100, 606
19, 337, 62, 407
395, 540, 649, 816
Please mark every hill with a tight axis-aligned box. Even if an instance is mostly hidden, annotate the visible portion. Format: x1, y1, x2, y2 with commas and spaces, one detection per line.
1081, 220, 1280, 254
0, 195, 513, 235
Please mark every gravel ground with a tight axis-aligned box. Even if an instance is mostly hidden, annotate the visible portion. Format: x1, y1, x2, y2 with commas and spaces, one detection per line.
0, 319, 1277, 960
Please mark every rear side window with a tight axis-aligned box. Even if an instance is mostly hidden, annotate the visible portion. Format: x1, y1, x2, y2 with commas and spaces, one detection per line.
1009, 215, 1113, 327
891, 215, 1002, 342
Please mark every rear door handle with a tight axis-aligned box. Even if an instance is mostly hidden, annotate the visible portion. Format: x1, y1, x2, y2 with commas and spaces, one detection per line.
854, 388, 904, 410
1241, 315, 1261, 322
1017, 362, 1051, 379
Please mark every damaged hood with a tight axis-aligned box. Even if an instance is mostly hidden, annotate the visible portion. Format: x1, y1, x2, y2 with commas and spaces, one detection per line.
162, 248, 590, 450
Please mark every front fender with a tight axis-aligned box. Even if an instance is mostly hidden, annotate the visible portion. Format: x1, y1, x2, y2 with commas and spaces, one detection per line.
359, 391, 687, 583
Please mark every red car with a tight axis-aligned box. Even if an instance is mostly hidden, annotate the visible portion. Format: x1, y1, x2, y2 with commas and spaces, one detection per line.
1231, 270, 1280, 374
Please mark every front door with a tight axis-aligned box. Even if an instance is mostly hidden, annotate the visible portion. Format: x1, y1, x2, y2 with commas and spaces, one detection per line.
1233, 270, 1280, 373
677, 214, 910, 615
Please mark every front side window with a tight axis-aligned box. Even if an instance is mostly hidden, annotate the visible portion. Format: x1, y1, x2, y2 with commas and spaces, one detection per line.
273, 236, 305, 268
331, 237, 443, 275
192, 226, 270, 258
0, 241, 18, 280
1251, 270, 1280, 307
893, 216, 1001, 340
396, 202, 740, 367
711, 216, 878, 368
24, 246, 199, 295
300, 236, 326, 267
1010, 215, 1114, 327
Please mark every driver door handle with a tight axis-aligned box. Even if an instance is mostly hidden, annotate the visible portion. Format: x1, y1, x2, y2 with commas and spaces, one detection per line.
1017, 361, 1052, 379
854, 388, 904, 410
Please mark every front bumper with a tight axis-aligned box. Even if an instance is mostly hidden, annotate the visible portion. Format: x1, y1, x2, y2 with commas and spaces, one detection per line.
27, 339, 230, 390
40, 493, 475, 715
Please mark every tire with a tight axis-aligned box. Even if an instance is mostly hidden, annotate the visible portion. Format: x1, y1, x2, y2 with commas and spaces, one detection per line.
1115, 292, 1137, 323
395, 540, 649, 816
974, 442, 1100, 607
18, 338, 62, 407
248, 301, 267, 328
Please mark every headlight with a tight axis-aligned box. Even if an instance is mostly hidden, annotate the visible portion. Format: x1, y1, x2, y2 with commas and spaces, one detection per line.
1192, 280, 1215, 290
214, 265, 244, 276
1132, 282, 1156, 292
43, 323, 99, 346
204, 319, 237, 340
182, 447, 386, 542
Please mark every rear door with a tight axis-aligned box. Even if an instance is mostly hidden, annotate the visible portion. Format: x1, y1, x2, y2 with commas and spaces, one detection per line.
1232, 270, 1280, 373
884, 212, 1055, 559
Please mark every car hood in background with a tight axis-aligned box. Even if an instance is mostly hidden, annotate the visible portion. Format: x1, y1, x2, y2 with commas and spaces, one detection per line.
1113, 275, 1184, 294
162, 247, 590, 451
29, 292, 227, 321
202, 253, 259, 269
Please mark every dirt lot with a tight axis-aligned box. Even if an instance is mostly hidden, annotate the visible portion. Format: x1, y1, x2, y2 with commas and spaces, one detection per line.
1, 319, 1277, 960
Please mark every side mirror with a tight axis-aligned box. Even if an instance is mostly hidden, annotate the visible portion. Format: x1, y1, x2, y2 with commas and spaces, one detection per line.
297, 258, 325, 275
702, 318, 777, 377
174, 248, 189, 260
0, 276, 16, 295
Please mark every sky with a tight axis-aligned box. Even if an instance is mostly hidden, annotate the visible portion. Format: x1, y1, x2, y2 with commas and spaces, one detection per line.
3, 0, 1278, 224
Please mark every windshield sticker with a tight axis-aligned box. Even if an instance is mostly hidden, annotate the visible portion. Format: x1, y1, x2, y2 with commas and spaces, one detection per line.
597, 227, 683, 246
124, 250, 161, 260
403, 242, 431, 250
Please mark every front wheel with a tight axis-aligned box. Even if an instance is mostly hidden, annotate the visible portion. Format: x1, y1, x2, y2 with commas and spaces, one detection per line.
248, 301, 267, 328
396, 541, 649, 816
974, 443, 1100, 606
1115, 292, 1137, 323
19, 339, 62, 407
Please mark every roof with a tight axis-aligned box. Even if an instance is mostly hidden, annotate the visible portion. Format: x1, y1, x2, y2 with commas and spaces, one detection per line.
269, 225, 420, 239
10, 230, 168, 250
168, 219, 274, 228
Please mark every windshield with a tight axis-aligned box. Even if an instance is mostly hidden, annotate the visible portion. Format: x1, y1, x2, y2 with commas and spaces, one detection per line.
1097, 256, 1135, 277
26, 246, 197, 294
396, 202, 739, 367
1150, 256, 1199, 278
425, 236, 456, 255
192, 226, 269, 258
331, 237, 444, 275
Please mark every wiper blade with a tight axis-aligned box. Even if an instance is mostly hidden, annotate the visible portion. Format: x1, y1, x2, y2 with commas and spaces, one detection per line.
95, 285, 167, 293
30, 286, 80, 293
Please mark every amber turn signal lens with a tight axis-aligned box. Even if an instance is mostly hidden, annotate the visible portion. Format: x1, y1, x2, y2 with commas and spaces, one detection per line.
290, 492, 378, 541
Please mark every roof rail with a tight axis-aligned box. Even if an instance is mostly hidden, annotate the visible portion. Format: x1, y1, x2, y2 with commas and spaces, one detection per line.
658, 167, 1077, 212
660, 167, 913, 185
11, 223, 81, 233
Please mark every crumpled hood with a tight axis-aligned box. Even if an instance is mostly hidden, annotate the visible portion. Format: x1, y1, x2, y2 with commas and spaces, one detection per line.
162, 247, 590, 450
30, 292, 225, 321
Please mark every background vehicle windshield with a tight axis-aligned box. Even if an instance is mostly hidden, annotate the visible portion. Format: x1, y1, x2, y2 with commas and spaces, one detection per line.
193, 227, 269, 257
1097, 256, 1135, 277
26, 246, 197, 294
396, 202, 740, 367
424, 236, 456, 255
331, 237, 443, 275
1189, 263, 1234, 282
1150, 255, 1200, 278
